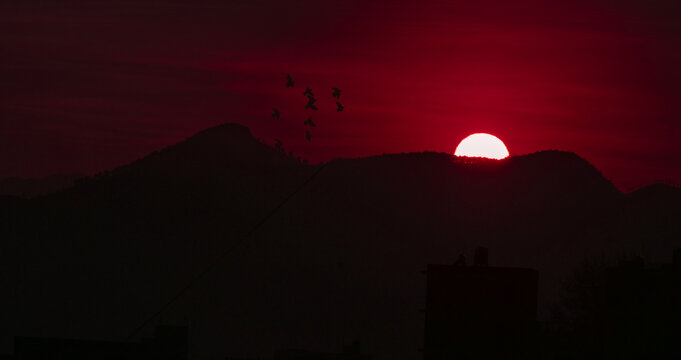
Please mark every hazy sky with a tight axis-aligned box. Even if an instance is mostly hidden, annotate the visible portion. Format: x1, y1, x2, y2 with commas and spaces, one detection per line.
2, 0, 680, 190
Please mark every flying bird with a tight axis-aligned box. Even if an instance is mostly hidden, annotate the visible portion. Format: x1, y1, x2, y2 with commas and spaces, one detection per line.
335, 102, 344, 112
303, 87, 314, 97
286, 74, 295, 88
304, 116, 316, 127
305, 130, 312, 142
331, 87, 341, 100
272, 108, 280, 119
305, 96, 319, 111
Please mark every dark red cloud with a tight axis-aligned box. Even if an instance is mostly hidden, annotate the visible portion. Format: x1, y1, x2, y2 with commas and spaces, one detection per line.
1, 0, 680, 189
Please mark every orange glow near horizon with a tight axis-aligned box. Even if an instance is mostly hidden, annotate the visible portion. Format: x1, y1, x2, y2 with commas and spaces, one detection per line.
454, 133, 510, 160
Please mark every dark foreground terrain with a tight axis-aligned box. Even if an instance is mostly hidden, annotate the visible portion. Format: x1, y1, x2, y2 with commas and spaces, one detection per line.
1, 123, 679, 359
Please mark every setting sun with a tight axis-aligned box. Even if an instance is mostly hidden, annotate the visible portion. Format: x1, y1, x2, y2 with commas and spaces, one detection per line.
454, 133, 509, 159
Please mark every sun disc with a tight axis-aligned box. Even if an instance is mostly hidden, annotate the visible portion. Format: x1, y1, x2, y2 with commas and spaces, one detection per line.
454, 133, 509, 160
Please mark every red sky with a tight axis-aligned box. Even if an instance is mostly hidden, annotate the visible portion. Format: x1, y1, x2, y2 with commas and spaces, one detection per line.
1, 0, 680, 190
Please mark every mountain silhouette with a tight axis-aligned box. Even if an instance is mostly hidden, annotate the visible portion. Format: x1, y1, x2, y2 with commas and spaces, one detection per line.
106, 123, 302, 177
0, 123, 678, 359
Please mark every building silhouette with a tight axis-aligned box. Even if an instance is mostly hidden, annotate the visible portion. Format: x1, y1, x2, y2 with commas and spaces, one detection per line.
423, 247, 538, 360
12, 325, 187, 360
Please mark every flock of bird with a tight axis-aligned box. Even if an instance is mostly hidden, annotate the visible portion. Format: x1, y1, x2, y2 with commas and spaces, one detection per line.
272, 73, 344, 144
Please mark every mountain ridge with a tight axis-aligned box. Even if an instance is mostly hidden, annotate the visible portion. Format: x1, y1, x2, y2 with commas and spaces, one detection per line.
72, 122, 621, 195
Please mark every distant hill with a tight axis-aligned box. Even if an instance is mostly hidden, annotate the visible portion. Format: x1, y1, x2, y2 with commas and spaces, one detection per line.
0, 173, 83, 198
0, 123, 678, 359
107, 123, 303, 178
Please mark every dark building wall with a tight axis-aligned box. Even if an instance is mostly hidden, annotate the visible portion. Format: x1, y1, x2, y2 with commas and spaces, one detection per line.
423, 264, 538, 360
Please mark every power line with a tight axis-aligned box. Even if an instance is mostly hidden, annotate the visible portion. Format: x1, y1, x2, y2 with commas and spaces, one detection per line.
124, 161, 330, 340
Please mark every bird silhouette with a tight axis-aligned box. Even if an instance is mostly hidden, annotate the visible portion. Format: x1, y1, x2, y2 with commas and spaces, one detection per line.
274, 138, 283, 150
272, 108, 280, 119
305, 130, 312, 142
286, 74, 295, 88
331, 87, 341, 100
335, 102, 344, 112
303, 87, 314, 97
304, 116, 316, 127
305, 96, 319, 111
